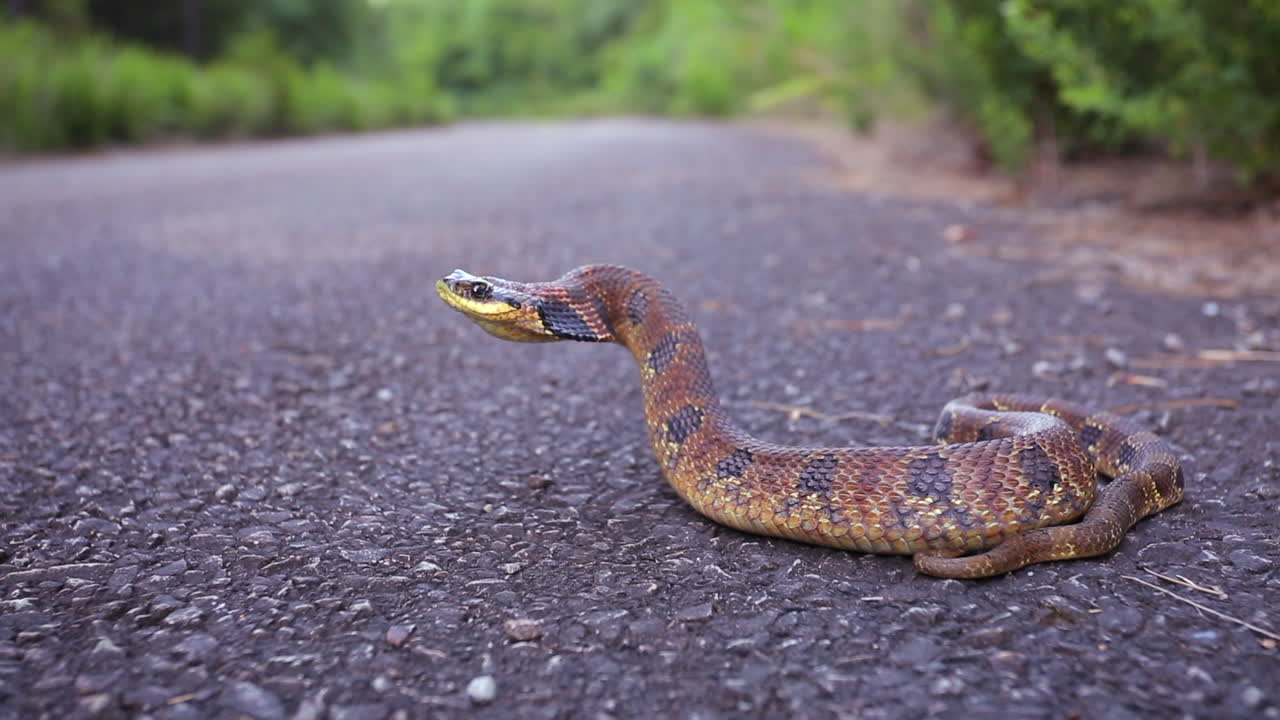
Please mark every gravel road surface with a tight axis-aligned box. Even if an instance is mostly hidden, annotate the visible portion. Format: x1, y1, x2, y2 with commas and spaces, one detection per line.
2, 120, 1278, 719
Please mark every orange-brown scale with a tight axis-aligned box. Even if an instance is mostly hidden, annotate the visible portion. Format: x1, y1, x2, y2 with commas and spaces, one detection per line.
439, 265, 1186, 578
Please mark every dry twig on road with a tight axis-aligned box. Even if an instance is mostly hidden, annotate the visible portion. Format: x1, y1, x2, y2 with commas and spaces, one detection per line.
1123, 575, 1279, 643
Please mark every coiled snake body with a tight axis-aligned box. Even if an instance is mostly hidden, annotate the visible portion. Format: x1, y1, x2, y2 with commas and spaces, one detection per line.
438, 265, 1184, 578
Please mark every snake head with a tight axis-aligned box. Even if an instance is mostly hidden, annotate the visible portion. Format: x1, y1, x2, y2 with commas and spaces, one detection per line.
437, 269, 558, 342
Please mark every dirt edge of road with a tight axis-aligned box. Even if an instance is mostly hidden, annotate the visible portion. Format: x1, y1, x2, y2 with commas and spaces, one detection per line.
758, 119, 1280, 300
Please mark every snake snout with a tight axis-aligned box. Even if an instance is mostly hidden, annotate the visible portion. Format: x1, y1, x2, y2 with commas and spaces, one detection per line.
443, 269, 475, 293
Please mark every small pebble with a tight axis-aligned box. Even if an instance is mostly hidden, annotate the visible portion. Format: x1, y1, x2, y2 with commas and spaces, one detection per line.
929, 675, 963, 696
173, 633, 219, 659
1032, 360, 1059, 379
1097, 605, 1145, 636
1104, 347, 1128, 368
902, 606, 942, 627
222, 681, 285, 720
385, 624, 415, 647
675, 602, 714, 622
1038, 595, 1089, 622
989, 650, 1027, 673
79, 694, 113, 715
942, 224, 973, 244
1187, 630, 1223, 649
240, 485, 268, 501
964, 626, 1008, 648
1227, 548, 1274, 573
162, 605, 203, 626
503, 618, 543, 641
1242, 686, 1265, 708
294, 695, 326, 720
91, 638, 124, 656
890, 636, 938, 665
466, 675, 497, 704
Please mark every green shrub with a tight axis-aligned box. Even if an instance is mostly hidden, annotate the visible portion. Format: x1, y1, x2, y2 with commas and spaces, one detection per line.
998, 0, 1280, 177
903, 0, 1280, 177
48, 48, 111, 148
4, 1, 1278, 182
0, 19, 451, 152
102, 48, 193, 141
188, 63, 274, 138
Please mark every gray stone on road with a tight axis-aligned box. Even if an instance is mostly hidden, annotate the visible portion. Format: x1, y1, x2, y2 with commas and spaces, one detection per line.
2, 121, 1278, 718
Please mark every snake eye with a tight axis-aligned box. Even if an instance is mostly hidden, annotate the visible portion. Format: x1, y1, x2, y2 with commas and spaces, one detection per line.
469, 281, 492, 300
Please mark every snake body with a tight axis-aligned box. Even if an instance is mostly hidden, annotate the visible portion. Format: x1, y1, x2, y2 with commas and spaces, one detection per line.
438, 264, 1184, 578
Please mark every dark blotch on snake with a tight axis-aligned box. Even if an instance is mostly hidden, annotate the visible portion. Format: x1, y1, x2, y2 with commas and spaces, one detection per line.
1079, 422, 1104, 451
538, 299, 599, 342
648, 332, 682, 375
1020, 442, 1062, 494
907, 451, 954, 500
798, 454, 839, 495
716, 448, 754, 478
626, 288, 649, 325
1117, 438, 1141, 471
666, 405, 704, 444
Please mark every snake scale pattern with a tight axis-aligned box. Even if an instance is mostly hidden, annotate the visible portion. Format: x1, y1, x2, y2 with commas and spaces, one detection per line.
438, 264, 1184, 578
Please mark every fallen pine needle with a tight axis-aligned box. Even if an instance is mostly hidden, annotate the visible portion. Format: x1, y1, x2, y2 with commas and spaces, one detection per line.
1198, 349, 1280, 363
742, 400, 933, 438
933, 338, 972, 357
1123, 575, 1279, 642
1108, 397, 1239, 414
1106, 372, 1169, 388
821, 316, 908, 332
746, 400, 893, 426
1131, 354, 1230, 370
1142, 567, 1228, 600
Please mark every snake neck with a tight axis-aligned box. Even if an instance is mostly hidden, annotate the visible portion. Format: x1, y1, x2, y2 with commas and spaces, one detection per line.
557, 265, 727, 443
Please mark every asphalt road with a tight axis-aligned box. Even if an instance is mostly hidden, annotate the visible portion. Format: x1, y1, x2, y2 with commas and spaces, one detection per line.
2, 120, 1278, 720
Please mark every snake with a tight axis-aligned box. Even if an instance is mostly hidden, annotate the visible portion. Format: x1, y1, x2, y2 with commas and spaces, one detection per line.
437, 264, 1184, 578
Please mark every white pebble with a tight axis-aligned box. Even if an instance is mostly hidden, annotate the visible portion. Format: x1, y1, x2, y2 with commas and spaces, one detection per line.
466, 675, 497, 704
1031, 360, 1058, 379
1242, 685, 1264, 708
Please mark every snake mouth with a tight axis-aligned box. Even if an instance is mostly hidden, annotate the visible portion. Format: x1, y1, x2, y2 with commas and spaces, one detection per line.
435, 277, 464, 305
437, 269, 505, 316
437, 269, 558, 342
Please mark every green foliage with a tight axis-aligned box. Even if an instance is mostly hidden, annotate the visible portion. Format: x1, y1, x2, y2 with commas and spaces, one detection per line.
997, 0, 1280, 176
0, 18, 451, 152
907, 3, 1042, 170
190, 61, 285, 137
907, 0, 1280, 177
3, 0, 1279, 180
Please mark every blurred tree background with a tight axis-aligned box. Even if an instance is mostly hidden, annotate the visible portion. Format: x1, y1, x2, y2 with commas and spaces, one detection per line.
2, 0, 1278, 183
